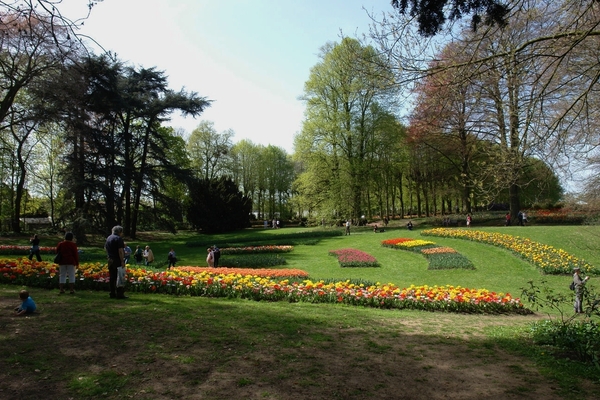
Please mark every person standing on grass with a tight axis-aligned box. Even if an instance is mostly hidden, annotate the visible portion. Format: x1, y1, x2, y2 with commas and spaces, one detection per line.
167, 248, 177, 270
123, 242, 132, 265
134, 245, 143, 265
29, 234, 42, 262
206, 247, 214, 267
143, 245, 154, 266
345, 220, 351, 235
104, 225, 127, 299
56, 232, 79, 295
573, 267, 589, 313
212, 245, 221, 268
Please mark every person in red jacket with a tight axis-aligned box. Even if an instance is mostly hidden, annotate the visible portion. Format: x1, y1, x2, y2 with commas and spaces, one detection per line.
56, 232, 79, 294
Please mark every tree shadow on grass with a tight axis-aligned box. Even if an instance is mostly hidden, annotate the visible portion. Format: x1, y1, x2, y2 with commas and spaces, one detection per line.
0, 288, 597, 400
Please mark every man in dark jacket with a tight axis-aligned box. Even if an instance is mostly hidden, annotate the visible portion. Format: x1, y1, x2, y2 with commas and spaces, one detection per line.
104, 225, 127, 299
212, 245, 221, 268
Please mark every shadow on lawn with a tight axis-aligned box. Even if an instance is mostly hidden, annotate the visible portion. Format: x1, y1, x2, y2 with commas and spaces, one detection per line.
0, 288, 598, 400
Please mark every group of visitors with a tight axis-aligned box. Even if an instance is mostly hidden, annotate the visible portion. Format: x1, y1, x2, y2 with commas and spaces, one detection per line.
504, 211, 529, 226
17, 228, 222, 311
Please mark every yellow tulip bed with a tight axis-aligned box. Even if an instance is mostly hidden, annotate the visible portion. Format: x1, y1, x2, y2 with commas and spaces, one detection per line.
0, 257, 528, 314
421, 228, 598, 275
381, 238, 474, 270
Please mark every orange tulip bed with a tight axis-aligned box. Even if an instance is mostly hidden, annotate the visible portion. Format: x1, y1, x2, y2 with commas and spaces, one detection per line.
0, 255, 528, 314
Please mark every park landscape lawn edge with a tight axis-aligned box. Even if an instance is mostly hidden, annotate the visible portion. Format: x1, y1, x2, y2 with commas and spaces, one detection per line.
0, 284, 599, 399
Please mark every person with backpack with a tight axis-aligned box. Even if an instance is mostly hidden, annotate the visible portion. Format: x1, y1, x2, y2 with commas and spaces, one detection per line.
573, 267, 590, 313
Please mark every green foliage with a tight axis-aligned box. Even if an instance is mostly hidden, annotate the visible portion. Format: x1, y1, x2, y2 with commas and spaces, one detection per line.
426, 253, 475, 270
184, 229, 342, 248
221, 254, 287, 268
521, 279, 600, 367
529, 320, 600, 367
186, 177, 252, 233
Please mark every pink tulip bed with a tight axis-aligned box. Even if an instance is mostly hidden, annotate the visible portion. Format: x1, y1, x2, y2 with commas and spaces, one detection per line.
328, 248, 379, 267
381, 238, 474, 270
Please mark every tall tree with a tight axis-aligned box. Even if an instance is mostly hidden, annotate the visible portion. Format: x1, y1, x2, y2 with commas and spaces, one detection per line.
186, 121, 234, 181
186, 176, 252, 233
42, 54, 210, 239
297, 37, 397, 222
373, 0, 600, 211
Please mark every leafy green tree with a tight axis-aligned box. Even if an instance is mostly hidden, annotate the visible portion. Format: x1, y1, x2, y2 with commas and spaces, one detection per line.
297, 37, 397, 222
187, 120, 234, 181
261, 145, 295, 220
186, 177, 252, 233
230, 139, 260, 200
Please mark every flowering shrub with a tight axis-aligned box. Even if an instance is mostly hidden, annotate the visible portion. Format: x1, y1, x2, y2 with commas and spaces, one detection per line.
382, 238, 474, 270
329, 249, 379, 268
421, 228, 599, 275
0, 258, 528, 314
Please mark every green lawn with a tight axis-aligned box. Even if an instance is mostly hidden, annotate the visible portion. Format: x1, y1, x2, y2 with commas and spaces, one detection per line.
1, 224, 599, 399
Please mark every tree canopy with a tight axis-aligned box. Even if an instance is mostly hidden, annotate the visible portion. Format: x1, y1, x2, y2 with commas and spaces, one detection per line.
391, 0, 509, 36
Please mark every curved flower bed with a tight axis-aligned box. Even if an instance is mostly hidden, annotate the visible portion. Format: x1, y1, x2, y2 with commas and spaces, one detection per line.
421, 228, 598, 275
382, 238, 474, 270
329, 248, 379, 267
0, 258, 528, 314
176, 266, 308, 278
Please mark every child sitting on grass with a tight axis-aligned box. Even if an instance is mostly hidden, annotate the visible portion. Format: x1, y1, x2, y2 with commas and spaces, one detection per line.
14, 289, 36, 316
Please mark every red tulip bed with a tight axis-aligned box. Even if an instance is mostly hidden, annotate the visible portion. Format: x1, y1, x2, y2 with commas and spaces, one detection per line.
0, 245, 56, 256
381, 238, 474, 270
0, 242, 528, 313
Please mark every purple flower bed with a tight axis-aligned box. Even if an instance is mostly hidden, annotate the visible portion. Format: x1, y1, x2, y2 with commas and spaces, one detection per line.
329, 248, 379, 268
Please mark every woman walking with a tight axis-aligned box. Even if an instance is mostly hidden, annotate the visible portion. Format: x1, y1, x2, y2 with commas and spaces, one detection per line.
56, 232, 79, 294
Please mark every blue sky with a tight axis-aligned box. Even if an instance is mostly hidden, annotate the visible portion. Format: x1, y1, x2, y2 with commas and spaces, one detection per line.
62, 0, 390, 153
